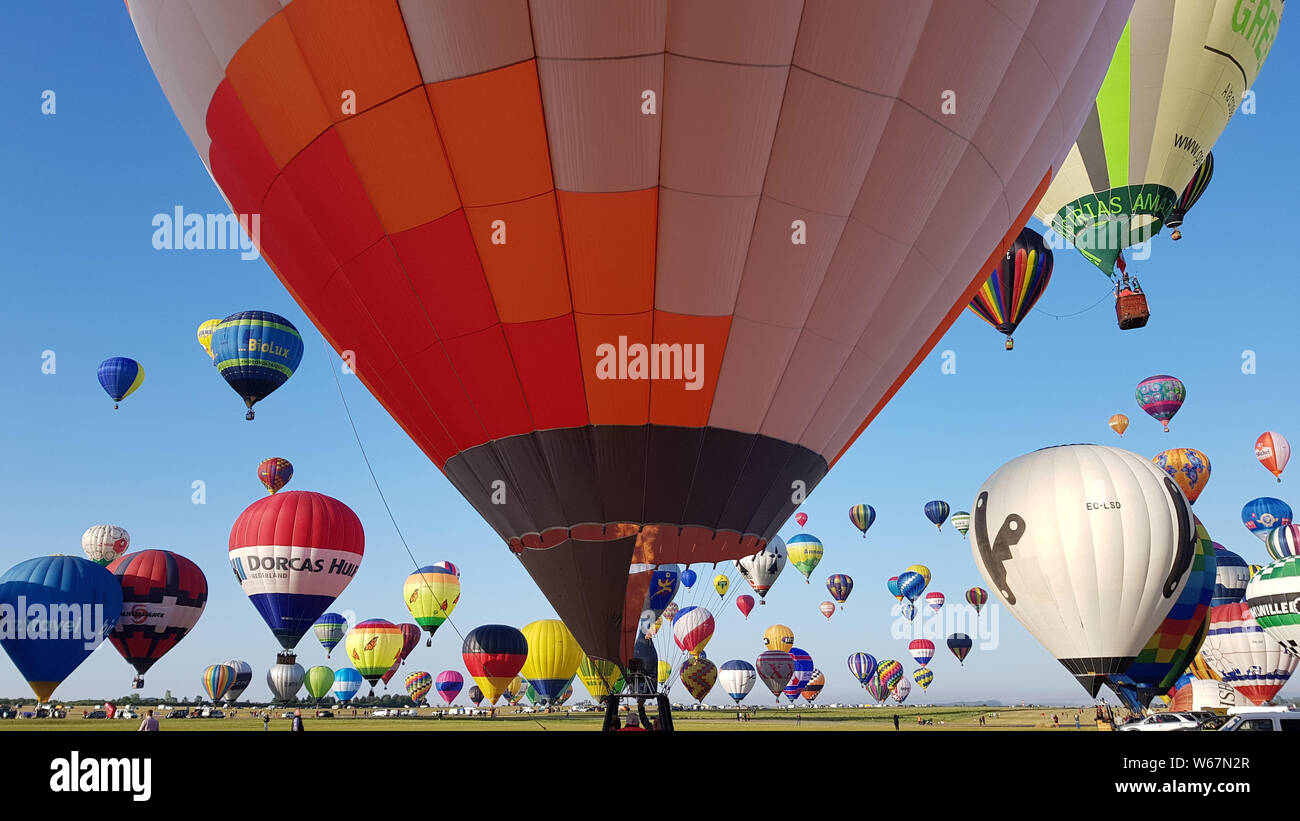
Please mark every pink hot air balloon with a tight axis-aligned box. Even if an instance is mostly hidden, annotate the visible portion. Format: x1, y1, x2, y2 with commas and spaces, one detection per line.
925, 591, 945, 613
736, 595, 755, 619
819, 601, 836, 620
434, 670, 464, 705
795, 512, 808, 527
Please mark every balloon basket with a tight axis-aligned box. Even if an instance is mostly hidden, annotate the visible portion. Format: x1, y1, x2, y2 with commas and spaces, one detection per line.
1004, 337, 1014, 351
245, 410, 255, 420
1170, 229, 1182, 241
131, 677, 143, 690
1115, 285, 1149, 330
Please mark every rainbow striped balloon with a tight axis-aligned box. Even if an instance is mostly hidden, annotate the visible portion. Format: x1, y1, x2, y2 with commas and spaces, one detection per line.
201, 663, 236, 702
406, 670, 433, 702
966, 227, 1054, 350
849, 504, 876, 538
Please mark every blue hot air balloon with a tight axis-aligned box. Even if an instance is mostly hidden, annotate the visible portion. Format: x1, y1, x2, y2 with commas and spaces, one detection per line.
897, 571, 926, 603
210, 310, 304, 420
680, 568, 697, 589
784, 647, 814, 702
924, 500, 951, 530
314, 613, 348, 657
1211, 545, 1250, 607
332, 667, 363, 702
0, 556, 123, 702
1242, 497, 1292, 544
646, 565, 681, 616
96, 357, 145, 409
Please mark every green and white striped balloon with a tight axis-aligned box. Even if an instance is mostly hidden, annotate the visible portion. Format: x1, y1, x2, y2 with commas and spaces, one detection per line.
1246, 557, 1300, 656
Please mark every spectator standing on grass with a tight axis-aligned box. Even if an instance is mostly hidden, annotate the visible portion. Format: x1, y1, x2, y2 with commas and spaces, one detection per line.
138, 710, 159, 732
893, 714, 899, 731
263, 713, 270, 732
292, 709, 304, 731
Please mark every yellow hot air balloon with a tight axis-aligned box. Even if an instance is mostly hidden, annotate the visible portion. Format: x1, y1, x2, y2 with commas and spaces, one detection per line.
504, 674, 525, 705
578, 655, 621, 701
344, 619, 404, 693
403, 563, 461, 645
713, 574, 729, 597
520, 620, 584, 704
658, 660, 671, 686
905, 565, 932, 589
1034, 1, 1283, 279
1153, 448, 1211, 504
763, 624, 794, 652
1109, 414, 1129, 436
196, 318, 221, 361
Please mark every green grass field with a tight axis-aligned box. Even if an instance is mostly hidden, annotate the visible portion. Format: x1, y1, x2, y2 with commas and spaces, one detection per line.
0, 706, 1095, 731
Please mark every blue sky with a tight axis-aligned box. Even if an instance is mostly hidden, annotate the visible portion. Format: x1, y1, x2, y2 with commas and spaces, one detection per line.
0, 4, 1296, 707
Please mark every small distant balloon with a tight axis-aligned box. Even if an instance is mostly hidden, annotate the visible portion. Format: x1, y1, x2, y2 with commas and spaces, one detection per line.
1109, 414, 1129, 436
849, 504, 876, 538
1256, 432, 1291, 482
97, 357, 144, 409
924, 501, 950, 530
795, 512, 808, 527
736, 595, 754, 619
257, 457, 294, 494
819, 601, 836, 619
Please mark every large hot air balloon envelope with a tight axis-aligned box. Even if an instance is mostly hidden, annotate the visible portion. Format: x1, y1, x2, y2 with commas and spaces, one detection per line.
462, 625, 528, 706
520, 619, 584, 702
1135, 376, 1185, 433
97, 357, 144, 409
1199, 602, 1297, 705
966, 227, 1053, 350
127, 0, 1131, 668
970, 445, 1197, 696
258, 457, 294, 494
229, 491, 364, 650
201, 664, 237, 703
0, 556, 121, 702
1033, 1, 1283, 275
578, 655, 621, 701
82, 525, 130, 567
1247, 556, 1300, 655
209, 311, 304, 420
404, 562, 461, 644
106, 550, 208, 683
1242, 497, 1292, 544
785, 534, 823, 582
1152, 448, 1210, 504
719, 660, 756, 704
1256, 432, 1291, 482
849, 504, 875, 538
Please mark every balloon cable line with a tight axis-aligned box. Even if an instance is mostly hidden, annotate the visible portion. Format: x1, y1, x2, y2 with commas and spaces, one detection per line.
320, 338, 467, 644
1032, 285, 1115, 319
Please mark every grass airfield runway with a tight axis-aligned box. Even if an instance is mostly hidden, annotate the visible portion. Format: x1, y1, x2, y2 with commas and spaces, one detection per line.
0, 707, 1096, 731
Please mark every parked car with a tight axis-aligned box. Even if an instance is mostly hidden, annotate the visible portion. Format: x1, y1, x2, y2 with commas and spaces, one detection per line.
166, 709, 188, 719
372, 709, 391, 717
1198, 715, 1229, 731
315, 710, 334, 718
116, 709, 139, 720
84, 710, 108, 719
1117, 713, 1200, 731
282, 711, 297, 719
1218, 711, 1300, 731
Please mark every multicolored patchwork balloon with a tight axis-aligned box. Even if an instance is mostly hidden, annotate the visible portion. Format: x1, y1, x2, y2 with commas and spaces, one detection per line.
877, 659, 903, 695
405, 670, 433, 703
965, 587, 989, 614
257, 457, 294, 494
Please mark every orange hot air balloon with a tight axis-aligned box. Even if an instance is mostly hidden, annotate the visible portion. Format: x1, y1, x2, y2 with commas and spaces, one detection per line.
1109, 414, 1129, 436
128, 2, 1130, 667
1153, 448, 1211, 504
1256, 432, 1291, 483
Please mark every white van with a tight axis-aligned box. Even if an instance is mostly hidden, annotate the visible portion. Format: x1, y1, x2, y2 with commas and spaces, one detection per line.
1218, 711, 1300, 731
